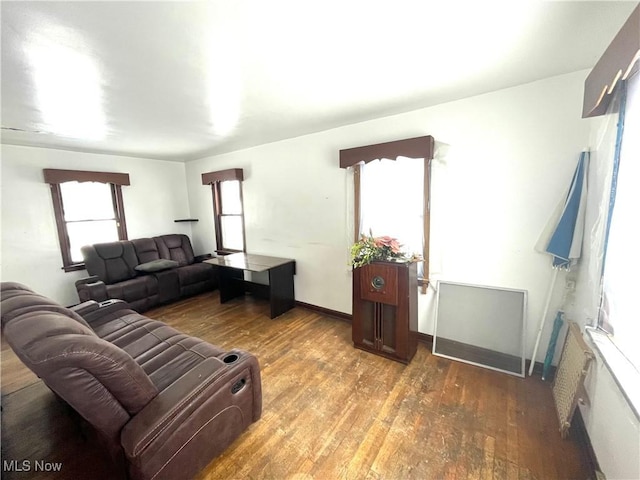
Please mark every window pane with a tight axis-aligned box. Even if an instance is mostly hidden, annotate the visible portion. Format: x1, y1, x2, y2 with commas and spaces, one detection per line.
360, 158, 424, 276
61, 182, 115, 221
67, 220, 119, 263
220, 180, 242, 214
221, 215, 244, 250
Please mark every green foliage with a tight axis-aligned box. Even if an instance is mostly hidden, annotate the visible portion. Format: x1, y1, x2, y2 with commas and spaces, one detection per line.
350, 233, 409, 268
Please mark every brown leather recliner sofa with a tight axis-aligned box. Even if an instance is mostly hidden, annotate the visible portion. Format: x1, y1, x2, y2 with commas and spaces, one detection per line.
76, 234, 217, 312
0, 282, 262, 480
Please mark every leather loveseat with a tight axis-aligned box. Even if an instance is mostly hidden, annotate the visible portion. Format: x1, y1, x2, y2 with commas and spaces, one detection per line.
76, 234, 217, 312
1, 282, 262, 480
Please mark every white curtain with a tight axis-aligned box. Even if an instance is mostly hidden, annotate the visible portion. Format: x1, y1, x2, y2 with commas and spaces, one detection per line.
359, 156, 424, 276
599, 72, 639, 371
571, 77, 624, 324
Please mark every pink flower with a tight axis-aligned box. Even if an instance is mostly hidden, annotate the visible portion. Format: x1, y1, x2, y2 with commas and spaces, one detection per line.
374, 235, 402, 253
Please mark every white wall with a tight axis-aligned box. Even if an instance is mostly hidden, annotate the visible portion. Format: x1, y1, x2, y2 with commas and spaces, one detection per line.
0, 145, 192, 306
581, 350, 640, 479
186, 70, 592, 362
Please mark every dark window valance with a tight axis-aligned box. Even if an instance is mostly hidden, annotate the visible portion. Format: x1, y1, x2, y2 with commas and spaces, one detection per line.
339, 135, 435, 168
583, 4, 639, 118
201, 168, 244, 184
43, 169, 130, 185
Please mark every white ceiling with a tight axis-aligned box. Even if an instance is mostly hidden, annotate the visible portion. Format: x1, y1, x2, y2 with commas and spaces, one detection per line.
1, 1, 637, 162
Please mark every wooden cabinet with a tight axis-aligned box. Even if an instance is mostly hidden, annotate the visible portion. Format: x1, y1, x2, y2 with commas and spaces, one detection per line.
352, 261, 418, 364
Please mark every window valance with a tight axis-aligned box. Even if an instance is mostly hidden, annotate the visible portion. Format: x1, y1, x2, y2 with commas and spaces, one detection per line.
201, 168, 244, 184
583, 4, 639, 118
339, 135, 435, 168
43, 169, 130, 185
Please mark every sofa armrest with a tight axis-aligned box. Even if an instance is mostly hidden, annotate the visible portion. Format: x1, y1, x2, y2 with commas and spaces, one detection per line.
78, 299, 132, 326
70, 300, 100, 316
75, 276, 108, 302
194, 253, 214, 263
121, 352, 261, 479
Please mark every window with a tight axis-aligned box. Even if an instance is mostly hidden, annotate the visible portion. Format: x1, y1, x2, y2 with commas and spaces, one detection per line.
598, 72, 639, 372
202, 168, 246, 254
44, 169, 129, 272
340, 136, 434, 288
359, 157, 425, 277
215, 180, 245, 252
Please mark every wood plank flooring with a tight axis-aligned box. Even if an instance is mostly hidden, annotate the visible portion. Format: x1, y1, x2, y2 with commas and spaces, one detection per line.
1, 291, 592, 479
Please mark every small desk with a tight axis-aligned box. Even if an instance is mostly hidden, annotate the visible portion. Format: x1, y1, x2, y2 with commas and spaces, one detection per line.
204, 253, 296, 318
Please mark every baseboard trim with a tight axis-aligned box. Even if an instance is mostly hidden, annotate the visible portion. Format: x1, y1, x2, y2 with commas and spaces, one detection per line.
294, 301, 352, 322
294, 302, 555, 377
416, 332, 434, 348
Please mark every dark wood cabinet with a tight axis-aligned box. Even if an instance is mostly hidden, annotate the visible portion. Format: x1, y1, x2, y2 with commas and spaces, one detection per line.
352, 261, 418, 364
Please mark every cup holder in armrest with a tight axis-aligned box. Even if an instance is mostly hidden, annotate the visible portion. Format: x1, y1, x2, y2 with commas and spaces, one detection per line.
99, 299, 120, 307
222, 353, 239, 364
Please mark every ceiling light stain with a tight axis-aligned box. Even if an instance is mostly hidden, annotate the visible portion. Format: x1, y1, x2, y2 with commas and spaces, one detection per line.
26, 24, 107, 140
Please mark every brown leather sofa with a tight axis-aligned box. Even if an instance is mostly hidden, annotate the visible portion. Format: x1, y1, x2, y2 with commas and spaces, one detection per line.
1, 282, 262, 480
76, 234, 217, 312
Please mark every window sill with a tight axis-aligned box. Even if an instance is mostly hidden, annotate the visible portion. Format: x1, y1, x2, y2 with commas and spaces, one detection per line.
63, 263, 86, 273
215, 249, 243, 256
418, 277, 429, 294
585, 326, 640, 421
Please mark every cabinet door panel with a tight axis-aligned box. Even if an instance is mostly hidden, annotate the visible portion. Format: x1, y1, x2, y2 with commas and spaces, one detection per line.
360, 301, 375, 347
381, 304, 397, 354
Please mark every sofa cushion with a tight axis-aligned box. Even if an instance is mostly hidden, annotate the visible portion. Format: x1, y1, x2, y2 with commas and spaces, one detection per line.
154, 234, 195, 266
1, 285, 90, 329
135, 259, 179, 273
176, 263, 215, 288
106, 276, 159, 312
89, 311, 225, 393
131, 238, 161, 264
82, 241, 139, 284
1, 282, 34, 293
3, 309, 158, 440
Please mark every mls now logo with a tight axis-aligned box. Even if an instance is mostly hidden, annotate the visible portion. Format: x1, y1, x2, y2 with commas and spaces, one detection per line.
3, 460, 63, 472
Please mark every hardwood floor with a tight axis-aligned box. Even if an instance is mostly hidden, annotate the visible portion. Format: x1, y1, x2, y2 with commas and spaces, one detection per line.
1, 291, 592, 479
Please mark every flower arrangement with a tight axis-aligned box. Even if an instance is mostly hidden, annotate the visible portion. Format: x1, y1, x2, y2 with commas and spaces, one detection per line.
350, 232, 421, 268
